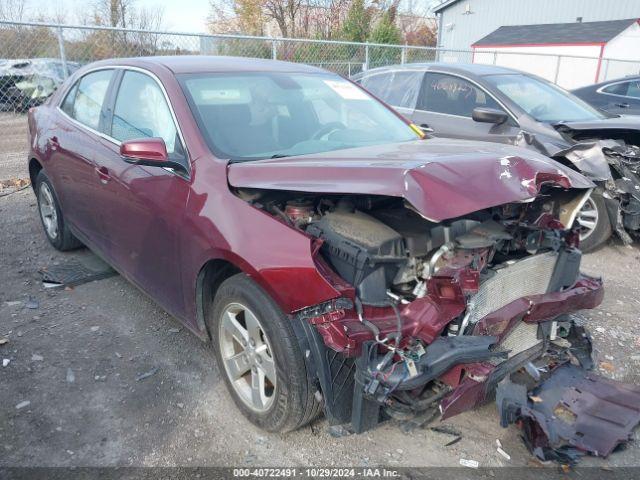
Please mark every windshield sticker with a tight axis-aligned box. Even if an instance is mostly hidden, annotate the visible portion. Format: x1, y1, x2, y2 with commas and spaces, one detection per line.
323, 80, 369, 100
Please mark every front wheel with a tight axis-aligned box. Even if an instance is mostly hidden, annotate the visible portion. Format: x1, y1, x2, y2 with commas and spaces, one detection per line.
208, 273, 322, 432
575, 193, 611, 253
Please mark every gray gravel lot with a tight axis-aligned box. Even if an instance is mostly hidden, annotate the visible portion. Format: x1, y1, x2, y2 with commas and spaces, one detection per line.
1, 113, 639, 469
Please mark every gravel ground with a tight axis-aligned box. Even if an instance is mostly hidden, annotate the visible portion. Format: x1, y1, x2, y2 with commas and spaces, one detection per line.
1, 115, 639, 470
0, 114, 28, 182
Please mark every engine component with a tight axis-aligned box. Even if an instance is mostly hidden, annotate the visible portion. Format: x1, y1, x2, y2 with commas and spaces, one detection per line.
285, 200, 315, 224
306, 210, 407, 306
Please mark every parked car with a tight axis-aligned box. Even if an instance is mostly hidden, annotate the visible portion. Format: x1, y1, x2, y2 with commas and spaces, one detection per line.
573, 76, 640, 116
353, 63, 640, 252
27, 56, 640, 463
0, 58, 79, 112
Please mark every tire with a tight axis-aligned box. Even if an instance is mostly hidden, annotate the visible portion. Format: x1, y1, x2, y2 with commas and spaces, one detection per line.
35, 170, 83, 251
208, 273, 322, 432
576, 192, 611, 253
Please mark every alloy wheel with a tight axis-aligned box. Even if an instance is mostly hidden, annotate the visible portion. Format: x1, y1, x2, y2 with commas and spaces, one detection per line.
576, 197, 599, 241
38, 182, 59, 240
218, 302, 277, 412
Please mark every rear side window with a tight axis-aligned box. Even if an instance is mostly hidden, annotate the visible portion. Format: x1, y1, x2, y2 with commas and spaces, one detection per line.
65, 70, 113, 130
110, 71, 184, 159
385, 71, 423, 108
360, 72, 393, 102
418, 72, 502, 117
604, 80, 640, 99
602, 82, 629, 96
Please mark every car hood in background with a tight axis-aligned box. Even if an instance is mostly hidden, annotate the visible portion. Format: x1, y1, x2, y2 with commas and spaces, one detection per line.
555, 115, 640, 132
227, 138, 593, 222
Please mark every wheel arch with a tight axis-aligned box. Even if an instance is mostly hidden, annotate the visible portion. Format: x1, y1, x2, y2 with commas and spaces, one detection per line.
28, 157, 43, 192
195, 257, 242, 340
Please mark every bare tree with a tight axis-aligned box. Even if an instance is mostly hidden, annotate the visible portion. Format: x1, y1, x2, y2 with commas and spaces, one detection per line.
0, 0, 28, 21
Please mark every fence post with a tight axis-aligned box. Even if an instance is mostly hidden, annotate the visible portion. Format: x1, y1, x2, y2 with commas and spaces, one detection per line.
56, 26, 69, 78
553, 55, 562, 84
492, 51, 497, 65
364, 44, 369, 71
401, 44, 406, 65
272, 39, 277, 60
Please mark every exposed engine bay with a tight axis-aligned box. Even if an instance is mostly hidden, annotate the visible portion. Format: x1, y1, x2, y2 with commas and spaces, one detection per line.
235, 183, 640, 464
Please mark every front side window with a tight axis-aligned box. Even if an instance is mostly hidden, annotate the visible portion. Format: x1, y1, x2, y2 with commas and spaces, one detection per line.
418, 73, 502, 117
111, 71, 183, 158
66, 69, 113, 130
485, 73, 608, 122
179, 72, 419, 161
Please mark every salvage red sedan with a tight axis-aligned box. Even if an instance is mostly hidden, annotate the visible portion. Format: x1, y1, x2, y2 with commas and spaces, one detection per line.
27, 56, 640, 463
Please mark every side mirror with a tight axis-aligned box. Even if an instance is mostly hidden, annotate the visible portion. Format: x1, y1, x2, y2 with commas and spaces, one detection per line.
120, 138, 185, 171
472, 107, 508, 125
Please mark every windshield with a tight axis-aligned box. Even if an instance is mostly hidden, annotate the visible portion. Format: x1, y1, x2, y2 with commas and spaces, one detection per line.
179, 72, 419, 161
484, 74, 608, 123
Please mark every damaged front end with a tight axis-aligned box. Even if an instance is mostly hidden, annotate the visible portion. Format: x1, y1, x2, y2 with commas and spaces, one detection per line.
0, 59, 78, 112
228, 145, 639, 463
550, 125, 640, 243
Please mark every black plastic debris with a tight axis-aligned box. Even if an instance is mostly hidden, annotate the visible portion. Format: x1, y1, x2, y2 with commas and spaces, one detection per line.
39, 254, 116, 288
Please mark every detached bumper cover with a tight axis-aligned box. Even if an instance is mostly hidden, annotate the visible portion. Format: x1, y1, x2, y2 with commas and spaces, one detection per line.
438, 275, 603, 419
498, 364, 640, 462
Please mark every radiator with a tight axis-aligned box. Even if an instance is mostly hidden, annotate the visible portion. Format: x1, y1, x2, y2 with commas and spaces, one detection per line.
467, 251, 558, 326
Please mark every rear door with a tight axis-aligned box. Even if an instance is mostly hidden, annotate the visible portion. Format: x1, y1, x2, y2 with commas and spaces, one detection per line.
54, 69, 116, 247
598, 80, 640, 116
413, 72, 520, 143
95, 68, 191, 318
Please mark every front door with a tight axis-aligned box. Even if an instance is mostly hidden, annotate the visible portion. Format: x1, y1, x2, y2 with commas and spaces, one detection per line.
95, 69, 191, 319
413, 72, 521, 144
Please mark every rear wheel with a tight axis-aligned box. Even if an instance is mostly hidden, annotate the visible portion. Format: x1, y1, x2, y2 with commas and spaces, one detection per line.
576, 193, 611, 253
35, 170, 83, 251
208, 273, 322, 432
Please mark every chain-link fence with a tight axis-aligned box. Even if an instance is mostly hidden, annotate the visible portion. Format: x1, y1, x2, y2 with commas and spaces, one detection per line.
2, 19, 640, 114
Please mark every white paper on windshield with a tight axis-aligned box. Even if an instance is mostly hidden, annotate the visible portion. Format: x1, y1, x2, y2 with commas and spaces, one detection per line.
323, 80, 369, 100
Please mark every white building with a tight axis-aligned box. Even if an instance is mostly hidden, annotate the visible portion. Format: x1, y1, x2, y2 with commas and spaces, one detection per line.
472, 19, 640, 89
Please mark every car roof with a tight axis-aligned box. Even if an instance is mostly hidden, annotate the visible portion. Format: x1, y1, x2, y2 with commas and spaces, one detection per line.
83, 55, 328, 75
356, 62, 522, 78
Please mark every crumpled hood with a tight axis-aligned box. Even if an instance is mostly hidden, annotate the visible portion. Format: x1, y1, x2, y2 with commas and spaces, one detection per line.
227, 138, 593, 222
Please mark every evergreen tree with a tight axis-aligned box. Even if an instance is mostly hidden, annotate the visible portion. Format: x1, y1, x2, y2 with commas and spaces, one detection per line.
368, 7, 402, 44
341, 0, 371, 43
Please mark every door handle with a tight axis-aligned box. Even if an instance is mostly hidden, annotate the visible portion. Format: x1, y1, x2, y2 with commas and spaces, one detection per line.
420, 123, 435, 133
95, 166, 111, 184
616, 103, 630, 108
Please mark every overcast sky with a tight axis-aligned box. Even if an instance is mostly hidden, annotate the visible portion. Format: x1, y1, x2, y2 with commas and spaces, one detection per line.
23, 0, 212, 32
